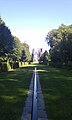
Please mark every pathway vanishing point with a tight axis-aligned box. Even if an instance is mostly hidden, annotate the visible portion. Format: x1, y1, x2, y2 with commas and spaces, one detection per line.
21, 68, 48, 120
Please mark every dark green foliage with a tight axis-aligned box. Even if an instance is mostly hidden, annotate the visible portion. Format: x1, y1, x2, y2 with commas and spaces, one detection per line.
13, 62, 18, 69
31, 49, 34, 62
21, 62, 25, 66
12, 36, 22, 61
1, 62, 8, 71
21, 43, 31, 62
0, 65, 33, 120
39, 50, 49, 65
13, 62, 21, 69
21, 50, 26, 61
0, 17, 14, 59
0, 62, 11, 72
0, 62, 2, 72
0, 17, 31, 62
46, 24, 72, 68
0, 61, 29, 72
9, 62, 14, 69
38, 65, 72, 120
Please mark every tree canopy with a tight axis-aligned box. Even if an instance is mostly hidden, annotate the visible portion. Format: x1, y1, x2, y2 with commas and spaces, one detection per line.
39, 50, 49, 65
46, 24, 72, 67
0, 17, 14, 61
0, 17, 31, 62
21, 43, 31, 61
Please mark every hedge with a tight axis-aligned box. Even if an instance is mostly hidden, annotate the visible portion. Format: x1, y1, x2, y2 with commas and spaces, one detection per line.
0, 62, 29, 72
0, 62, 11, 72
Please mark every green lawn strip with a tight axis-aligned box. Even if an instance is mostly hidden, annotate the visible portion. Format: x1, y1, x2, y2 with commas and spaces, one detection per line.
38, 65, 72, 120
0, 65, 35, 120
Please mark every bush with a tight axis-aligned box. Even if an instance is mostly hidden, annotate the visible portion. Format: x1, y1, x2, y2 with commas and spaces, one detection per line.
28, 61, 31, 64
49, 61, 62, 68
9, 62, 13, 69
21, 62, 25, 66
0, 61, 29, 72
24, 62, 28, 65
66, 61, 72, 69
13, 62, 19, 69
13, 62, 22, 69
0, 63, 2, 72
21, 62, 28, 66
7, 62, 12, 71
0, 62, 11, 72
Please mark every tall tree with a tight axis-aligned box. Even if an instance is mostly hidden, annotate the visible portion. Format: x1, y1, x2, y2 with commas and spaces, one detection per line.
21, 43, 31, 61
31, 48, 35, 62
46, 24, 72, 67
12, 36, 22, 61
0, 17, 31, 62
0, 17, 14, 61
39, 50, 49, 64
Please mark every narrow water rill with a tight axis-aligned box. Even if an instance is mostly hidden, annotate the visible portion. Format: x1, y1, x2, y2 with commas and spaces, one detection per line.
21, 68, 48, 120
32, 68, 38, 120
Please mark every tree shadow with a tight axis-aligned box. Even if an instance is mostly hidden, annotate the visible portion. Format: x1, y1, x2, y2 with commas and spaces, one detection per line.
0, 65, 36, 120
38, 66, 72, 120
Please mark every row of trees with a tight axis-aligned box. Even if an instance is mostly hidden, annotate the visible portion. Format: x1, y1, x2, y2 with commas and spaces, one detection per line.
46, 24, 72, 67
39, 50, 49, 65
0, 17, 31, 62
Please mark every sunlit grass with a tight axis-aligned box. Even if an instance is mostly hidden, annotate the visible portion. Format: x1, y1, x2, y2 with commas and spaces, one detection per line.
0, 64, 72, 120
38, 65, 72, 120
0, 65, 35, 120
37, 69, 48, 72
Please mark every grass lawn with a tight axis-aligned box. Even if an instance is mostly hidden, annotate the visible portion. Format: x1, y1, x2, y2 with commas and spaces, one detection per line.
37, 65, 72, 120
0, 64, 72, 120
0, 65, 37, 120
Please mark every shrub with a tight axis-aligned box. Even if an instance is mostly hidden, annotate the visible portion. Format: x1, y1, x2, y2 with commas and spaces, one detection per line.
9, 62, 13, 69
24, 62, 28, 65
13, 62, 18, 69
0, 63, 2, 72
0, 62, 11, 72
67, 62, 72, 69
20, 62, 28, 66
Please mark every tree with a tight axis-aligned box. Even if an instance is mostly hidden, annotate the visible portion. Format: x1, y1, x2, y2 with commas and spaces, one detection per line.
0, 17, 14, 61
21, 43, 31, 61
37, 48, 43, 59
46, 24, 72, 67
12, 36, 22, 61
39, 50, 49, 65
31, 48, 35, 62
0, 17, 31, 62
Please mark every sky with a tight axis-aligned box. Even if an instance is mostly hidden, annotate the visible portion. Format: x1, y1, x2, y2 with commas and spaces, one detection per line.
0, 0, 72, 53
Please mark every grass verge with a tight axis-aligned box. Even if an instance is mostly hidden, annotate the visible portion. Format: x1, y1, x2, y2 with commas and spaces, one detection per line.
0, 64, 72, 120
0, 65, 36, 120
37, 65, 72, 120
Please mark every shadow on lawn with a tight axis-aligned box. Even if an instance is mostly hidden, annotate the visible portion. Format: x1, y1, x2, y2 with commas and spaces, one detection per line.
0, 65, 36, 120
38, 66, 72, 120
0, 64, 72, 120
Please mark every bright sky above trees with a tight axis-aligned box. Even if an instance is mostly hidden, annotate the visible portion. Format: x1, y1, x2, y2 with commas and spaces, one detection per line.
0, 0, 72, 52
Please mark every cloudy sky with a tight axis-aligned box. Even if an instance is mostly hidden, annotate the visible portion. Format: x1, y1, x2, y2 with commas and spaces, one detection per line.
0, 0, 72, 52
